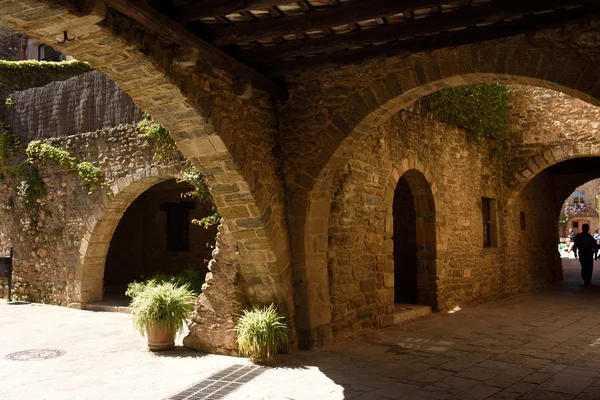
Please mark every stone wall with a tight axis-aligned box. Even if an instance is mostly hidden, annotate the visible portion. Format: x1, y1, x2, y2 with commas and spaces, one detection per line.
0, 125, 215, 304
509, 85, 600, 145
503, 172, 563, 297
325, 111, 506, 339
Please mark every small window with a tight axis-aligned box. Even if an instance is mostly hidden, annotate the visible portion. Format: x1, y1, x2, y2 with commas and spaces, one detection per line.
38, 44, 66, 62
520, 212, 526, 231
573, 191, 585, 204
482, 198, 498, 248
573, 221, 579, 229
160, 202, 195, 251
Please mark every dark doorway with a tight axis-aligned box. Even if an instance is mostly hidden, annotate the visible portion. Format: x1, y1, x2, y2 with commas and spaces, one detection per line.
103, 179, 217, 301
393, 176, 418, 304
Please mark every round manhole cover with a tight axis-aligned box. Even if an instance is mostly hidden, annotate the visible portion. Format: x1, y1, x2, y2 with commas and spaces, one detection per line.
5, 349, 65, 361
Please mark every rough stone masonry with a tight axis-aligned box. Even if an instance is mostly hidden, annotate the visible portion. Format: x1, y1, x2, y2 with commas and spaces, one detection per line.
3, 0, 600, 352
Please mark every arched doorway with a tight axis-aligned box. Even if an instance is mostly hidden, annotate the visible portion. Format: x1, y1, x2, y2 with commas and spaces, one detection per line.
102, 178, 218, 302
392, 169, 437, 308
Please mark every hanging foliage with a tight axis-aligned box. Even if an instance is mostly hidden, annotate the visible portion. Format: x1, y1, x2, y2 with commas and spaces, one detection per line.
139, 114, 222, 229
426, 83, 512, 158
25, 141, 107, 191
138, 113, 182, 162
179, 166, 222, 229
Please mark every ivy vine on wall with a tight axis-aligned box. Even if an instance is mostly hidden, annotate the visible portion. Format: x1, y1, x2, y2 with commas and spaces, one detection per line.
25, 141, 107, 192
425, 82, 512, 158
138, 115, 222, 228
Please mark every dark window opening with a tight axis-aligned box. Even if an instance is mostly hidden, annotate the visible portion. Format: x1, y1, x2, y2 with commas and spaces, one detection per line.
38, 44, 66, 62
520, 211, 526, 231
160, 202, 195, 252
573, 221, 579, 229
482, 198, 498, 248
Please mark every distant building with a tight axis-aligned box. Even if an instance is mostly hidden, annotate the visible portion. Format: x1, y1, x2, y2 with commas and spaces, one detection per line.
560, 179, 600, 236
22, 37, 69, 62
0, 27, 69, 62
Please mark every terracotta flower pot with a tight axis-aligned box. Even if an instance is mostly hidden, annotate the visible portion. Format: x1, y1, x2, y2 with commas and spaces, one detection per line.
146, 320, 175, 351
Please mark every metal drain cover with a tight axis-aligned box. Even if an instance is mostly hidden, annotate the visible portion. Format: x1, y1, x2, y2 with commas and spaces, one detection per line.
5, 349, 65, 361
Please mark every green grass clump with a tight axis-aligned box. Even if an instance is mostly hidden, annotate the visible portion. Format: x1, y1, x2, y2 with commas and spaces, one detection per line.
234, 304, 289, 361
129, 281, 196, 337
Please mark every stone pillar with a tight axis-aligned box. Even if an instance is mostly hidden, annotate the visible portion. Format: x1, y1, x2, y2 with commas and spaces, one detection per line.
183, 223, 246, 355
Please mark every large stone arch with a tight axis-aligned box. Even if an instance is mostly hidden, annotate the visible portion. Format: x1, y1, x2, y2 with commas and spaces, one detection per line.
0, 1, 295, 336
286, 33, 600, 346
507, 142, 600, 200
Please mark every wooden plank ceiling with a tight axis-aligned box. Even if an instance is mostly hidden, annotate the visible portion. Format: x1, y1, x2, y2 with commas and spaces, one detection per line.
108, 0, 600, 99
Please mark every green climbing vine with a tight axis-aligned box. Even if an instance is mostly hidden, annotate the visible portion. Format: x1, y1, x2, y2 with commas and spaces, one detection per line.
25, 140, 107, 191
139, 114, 221, 228
138, 113, 182, 162
17, 166, 46, 207
179, 166, 222, 228
26, 141, 77, 168
0, 128, 25, 178
425, 82, 512, 158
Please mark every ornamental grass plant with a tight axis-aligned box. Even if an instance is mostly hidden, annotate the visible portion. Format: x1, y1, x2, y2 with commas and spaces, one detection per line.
234, 304, 289, 362
129, 281, 196, 337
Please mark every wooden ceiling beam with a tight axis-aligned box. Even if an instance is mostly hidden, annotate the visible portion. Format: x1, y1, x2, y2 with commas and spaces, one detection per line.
175, 0, 296, 22
213, 0, 469, 46
237, 0, 596, 63
261, 4, 600, 75
106, 0, 288, 100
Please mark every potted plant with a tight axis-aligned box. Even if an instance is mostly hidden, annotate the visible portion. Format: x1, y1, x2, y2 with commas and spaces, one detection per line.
234, 304, 289, 363
127, 280, 196, 351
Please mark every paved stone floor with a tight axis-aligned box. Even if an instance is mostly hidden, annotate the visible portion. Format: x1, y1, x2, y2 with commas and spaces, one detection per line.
3, 253, 600, 399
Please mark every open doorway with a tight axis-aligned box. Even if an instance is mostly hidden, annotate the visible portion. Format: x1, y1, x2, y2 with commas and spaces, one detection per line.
102, 179, 217, 304
392, 169, 437, 309
393, 175, 418, 304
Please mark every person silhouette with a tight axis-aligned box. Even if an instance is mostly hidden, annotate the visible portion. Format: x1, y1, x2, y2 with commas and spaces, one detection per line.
573, 224, 598, 285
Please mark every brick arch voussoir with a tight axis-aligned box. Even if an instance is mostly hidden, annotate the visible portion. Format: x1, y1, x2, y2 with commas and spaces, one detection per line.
311, 45, 599, 198
0, 1, 293, 315
74, 165, 186, 305
506, 143, 600, 201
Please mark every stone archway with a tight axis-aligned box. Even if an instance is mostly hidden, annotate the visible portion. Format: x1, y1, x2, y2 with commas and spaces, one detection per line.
74, 166, 184, 305
0, 0, 296, 349
392, 169, 437, 309
288, 63, 600, 347
507, 147, 600, 200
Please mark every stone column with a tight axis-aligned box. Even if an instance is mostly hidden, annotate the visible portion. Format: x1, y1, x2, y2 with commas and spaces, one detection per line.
183, 222, 246, 355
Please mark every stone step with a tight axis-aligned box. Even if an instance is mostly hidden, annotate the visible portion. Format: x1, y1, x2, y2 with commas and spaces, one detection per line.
391, 304, 432, 324
85, 302, 130, 314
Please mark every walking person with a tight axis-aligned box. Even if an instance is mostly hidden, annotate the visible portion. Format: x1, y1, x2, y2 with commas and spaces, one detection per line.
567, 228, 576, 252
594, 230, 600, 260
573, 224, 598, 285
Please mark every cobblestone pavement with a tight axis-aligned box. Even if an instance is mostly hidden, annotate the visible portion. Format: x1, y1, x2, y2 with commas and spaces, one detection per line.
3, 254, 600, 400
